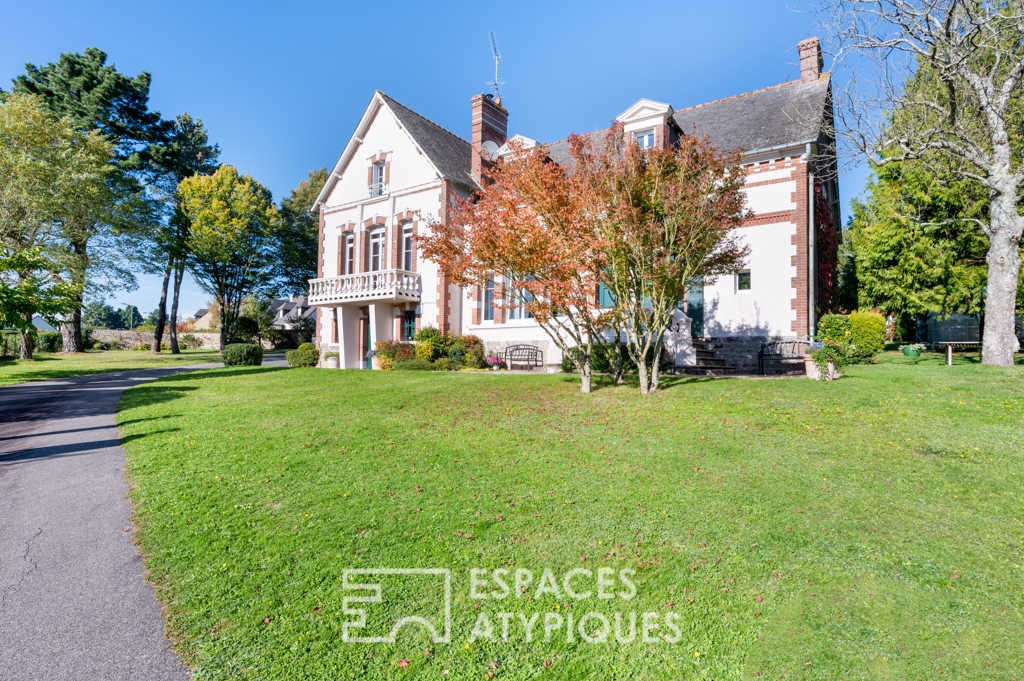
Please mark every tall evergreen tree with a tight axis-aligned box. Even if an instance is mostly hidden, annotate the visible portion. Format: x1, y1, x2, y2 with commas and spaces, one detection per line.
2, 48, 169, 352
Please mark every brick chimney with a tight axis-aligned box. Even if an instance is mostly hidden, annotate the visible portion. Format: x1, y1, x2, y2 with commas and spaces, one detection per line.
471, 93, 508, 183
799, 37, 823, 83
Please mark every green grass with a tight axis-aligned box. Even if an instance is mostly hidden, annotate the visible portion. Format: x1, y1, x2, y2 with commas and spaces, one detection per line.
0, 349, 224, 386
116, 350, 1024, 680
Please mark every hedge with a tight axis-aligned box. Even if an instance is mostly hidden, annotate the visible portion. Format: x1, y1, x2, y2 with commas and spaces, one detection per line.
394, 358, 433, 371
849, 311, 886, 362
286, 342, 318, 368
223, 343, 263, 366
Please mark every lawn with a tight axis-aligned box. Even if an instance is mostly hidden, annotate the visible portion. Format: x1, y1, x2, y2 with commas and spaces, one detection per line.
0, 349, 224, 386
116, 350, 1024, 680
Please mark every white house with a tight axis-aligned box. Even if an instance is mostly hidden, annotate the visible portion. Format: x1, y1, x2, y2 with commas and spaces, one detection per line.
309, 38, 839, 371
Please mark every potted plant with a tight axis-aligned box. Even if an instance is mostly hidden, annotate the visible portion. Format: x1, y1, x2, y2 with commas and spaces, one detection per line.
899, 343, 926, 357
487, 354, 506, 371
325, 351, 340, 369
807, 340, 850, 381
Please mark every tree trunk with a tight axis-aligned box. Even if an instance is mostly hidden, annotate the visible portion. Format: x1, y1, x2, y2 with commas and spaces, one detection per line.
19, 314, 33, 360
60, 301, 84, 354
650, 339, 663, 392
169, 260, 184, 354
637, 354, 650, 395
218, 297, 228, 351
982, 189, 1023, 366
577, 342, 593, 394
152, 257, 173, 354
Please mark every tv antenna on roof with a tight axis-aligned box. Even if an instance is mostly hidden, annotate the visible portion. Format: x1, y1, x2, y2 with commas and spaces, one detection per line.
487, 31, 505, 99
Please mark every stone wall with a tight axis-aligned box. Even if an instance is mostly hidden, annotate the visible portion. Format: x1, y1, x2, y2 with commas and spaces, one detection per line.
704, 335, 799, 373
90, 329, 224, 350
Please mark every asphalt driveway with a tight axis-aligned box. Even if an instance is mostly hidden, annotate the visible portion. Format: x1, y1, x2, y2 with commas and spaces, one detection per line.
0, 355, 286, 680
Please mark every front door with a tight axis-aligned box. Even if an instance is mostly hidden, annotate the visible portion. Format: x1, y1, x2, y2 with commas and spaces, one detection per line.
685, 279, 704, 338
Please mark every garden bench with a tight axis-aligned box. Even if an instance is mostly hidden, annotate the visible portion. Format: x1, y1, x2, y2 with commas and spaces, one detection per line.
935, 341, 982, 366
503, 344, 544, 371
758, 340, 811, 375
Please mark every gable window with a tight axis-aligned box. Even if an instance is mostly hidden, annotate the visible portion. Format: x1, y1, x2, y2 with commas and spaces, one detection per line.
370, 162, 386, 197
634, 129, 655, 149
369, 227, 386, 271
401, 223, 414, 271
402, 310, 416, 340
484, 276, 495, 321
737, 270, 751, 291
343, 233, 355, 275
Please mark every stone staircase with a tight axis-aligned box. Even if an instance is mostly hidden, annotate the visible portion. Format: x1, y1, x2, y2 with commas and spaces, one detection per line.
677, 338, 745, 376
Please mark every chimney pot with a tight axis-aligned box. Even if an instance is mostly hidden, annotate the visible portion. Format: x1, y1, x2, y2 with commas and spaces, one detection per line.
799, 37, 823, 83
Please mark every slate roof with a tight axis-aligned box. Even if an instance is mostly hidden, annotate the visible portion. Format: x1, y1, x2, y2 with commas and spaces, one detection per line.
544, 76, 831, 166
379, 93, 475, 188
194, 308, 208, 319
671, 76, 831, 152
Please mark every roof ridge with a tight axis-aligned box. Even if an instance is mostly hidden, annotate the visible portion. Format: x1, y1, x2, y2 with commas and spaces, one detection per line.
378, 91, 471, 147
674, 73, 830, 114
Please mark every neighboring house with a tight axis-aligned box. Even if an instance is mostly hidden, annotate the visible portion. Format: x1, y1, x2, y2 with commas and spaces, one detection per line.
270, 295, 317, 331
192, 308, 214, 330
32, 315, 58, 333
309, 38, 840, 370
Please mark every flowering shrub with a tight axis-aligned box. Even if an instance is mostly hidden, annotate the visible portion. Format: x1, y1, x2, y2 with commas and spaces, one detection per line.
809, 339, 852, 380
375, 340, 415, 371
486, 354, 506, 369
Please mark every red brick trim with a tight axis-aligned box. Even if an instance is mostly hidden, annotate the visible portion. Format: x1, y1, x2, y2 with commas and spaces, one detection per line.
744, 176, 799, 189
790, 163, 810, 337
315, 208, 325, 351
435, 181, 453, 332
471, 285, 482, 325
742, 210, 798, 227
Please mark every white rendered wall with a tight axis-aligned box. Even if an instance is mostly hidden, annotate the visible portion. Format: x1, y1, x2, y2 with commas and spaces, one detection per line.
703, 220, 797, 338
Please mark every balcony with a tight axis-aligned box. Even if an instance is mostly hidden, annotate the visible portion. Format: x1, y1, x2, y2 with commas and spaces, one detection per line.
308, 269, 422, 306
368, 182, 387, 198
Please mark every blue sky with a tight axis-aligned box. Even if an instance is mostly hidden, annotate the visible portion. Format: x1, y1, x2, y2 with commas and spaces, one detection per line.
1, 0, 871, 317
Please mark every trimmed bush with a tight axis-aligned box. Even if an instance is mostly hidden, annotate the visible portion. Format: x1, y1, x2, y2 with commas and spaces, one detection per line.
433, 357, 455, 372
849, 311, 886, 362
179, 333, 201, 350
447, 347, 467, 366
414, 327, 440, 342
816, 314, 852, 343
223, 343, 263, 366
560, 343, 670, 374
416, 339, 438, 361
37, 331, 62, 352
286, 343, 319, 368
465, 345, 487, 369
395, 358, 433, 371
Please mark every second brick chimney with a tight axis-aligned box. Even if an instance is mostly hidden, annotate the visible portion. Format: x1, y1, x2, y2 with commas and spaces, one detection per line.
471, 93, 508, 183
799, 37, 823, 83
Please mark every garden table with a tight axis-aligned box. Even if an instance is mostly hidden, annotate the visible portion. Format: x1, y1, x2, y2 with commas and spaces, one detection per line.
936, 341, 982, 366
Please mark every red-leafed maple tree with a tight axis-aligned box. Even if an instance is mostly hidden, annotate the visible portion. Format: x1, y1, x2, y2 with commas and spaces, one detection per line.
418, 139, 611, 393
575, 126, 750, 394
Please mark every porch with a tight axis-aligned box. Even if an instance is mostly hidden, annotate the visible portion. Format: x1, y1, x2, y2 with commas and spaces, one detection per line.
308, 269, 422, 306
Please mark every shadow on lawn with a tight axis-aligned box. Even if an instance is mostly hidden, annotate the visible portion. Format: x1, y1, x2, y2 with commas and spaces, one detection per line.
557, 374, 718, 392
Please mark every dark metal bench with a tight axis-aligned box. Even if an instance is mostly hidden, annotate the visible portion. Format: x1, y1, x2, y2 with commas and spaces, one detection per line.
758, 340, 811, 375
503, 344, 544, 371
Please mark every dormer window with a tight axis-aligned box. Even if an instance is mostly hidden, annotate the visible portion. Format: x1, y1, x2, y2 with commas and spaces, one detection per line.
369, 161, 386, 197
634, 129, 655, 149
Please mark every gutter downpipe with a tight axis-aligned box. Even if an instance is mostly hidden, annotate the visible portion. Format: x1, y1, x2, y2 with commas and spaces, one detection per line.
806, 142, 816, 339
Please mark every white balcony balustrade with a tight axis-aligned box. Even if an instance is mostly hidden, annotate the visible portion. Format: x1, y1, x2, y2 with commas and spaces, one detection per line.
308, 269, 422, 306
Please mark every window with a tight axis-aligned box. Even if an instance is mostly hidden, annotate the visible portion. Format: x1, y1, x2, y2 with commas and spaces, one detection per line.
737, 270, 751, 291
484, 276, 495, 321
597, 282, 615, 308
401, 223, 414, 271
370, 162, 386, 197
634, 129, 655, 149
402, 310, 416, 340
343, 233, 355, 274
369, 228, 385, 271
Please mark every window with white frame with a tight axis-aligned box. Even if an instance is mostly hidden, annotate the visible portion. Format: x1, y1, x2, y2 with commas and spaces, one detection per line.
633, 129, 655, 149
401, 223, 414, 271
370, 162, 386, 197
737, 270, 751, 291
484, 276, 495, 321
369, 228, 386, 271
343, 233, 355, 274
